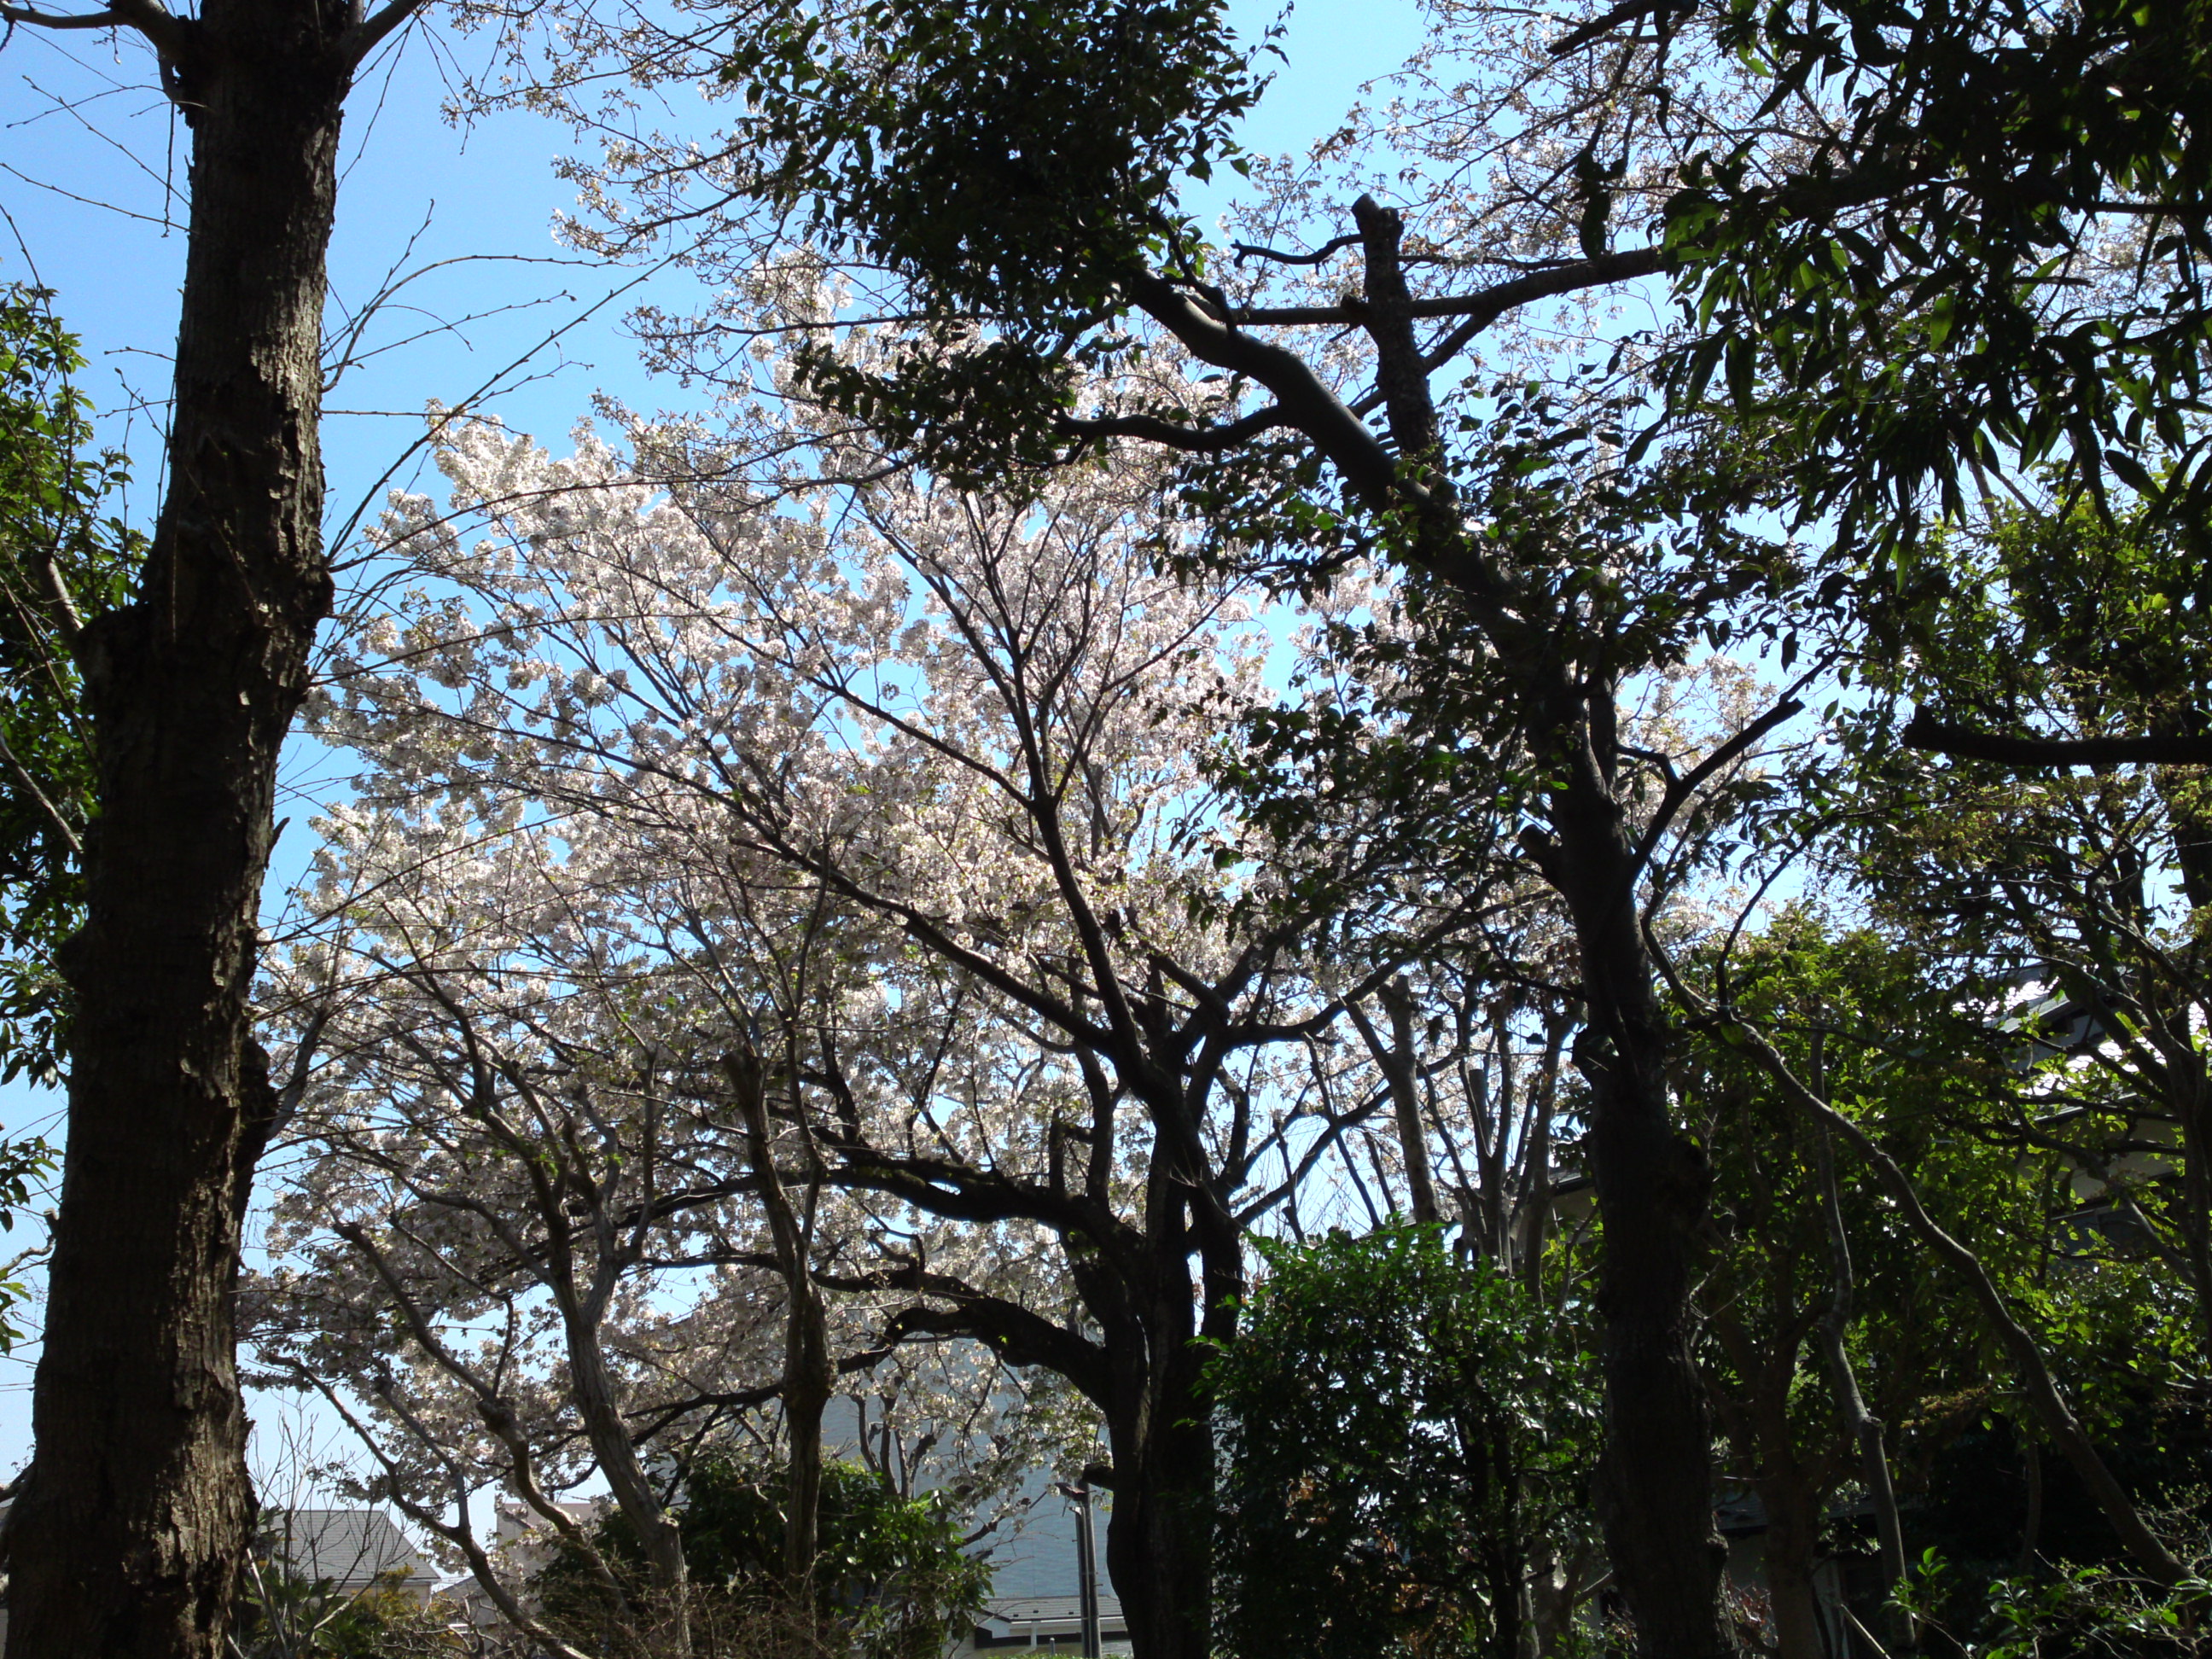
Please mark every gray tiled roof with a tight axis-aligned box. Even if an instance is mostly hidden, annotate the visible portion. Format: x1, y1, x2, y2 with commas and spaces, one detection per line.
260, 1509, 434, 1588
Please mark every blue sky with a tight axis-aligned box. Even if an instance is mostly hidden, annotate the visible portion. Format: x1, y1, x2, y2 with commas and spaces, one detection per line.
0, 0, 1429, 1478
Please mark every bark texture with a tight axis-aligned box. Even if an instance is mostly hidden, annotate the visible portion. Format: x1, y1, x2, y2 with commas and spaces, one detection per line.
1756, 1477, 1827, 1659
1095, 1254, 1219, 1659
1551, 770, 1730, 1659
1342, 195, 1731, 1658
3, 0, 346, 1649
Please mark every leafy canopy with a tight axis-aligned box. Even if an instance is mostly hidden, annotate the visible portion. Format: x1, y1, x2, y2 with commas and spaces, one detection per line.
0, 281, 142, 1083
1210, 1227, 1599, 1659
723, 0, 1266, 479
1662, 0, 2212, 534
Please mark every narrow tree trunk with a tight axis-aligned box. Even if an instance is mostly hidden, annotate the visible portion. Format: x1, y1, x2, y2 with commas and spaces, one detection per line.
2015, 1430, 2044, 1579
1485, 1424, 1528, 1659
730, 1050, 834, 1592
1759, 1476, 1829, 1659
1351, 984, 1441, 1225
1527, 1545, 1598, 1659
3, 5, 346, 1650
1550, 763, 1731, 1659
1514, 1010, 1571, 1298
1813, 1120, 1910, 1646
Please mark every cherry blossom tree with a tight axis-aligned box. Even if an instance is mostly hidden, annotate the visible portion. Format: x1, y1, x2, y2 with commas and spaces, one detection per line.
253, 796, 1083, 1656
264, 386, 1508, 1659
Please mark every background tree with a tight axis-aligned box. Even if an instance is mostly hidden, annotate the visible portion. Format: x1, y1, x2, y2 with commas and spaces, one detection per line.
1847, 500, 2212, 1376
1663, 896, 2202, 1592
0, 281, 139, 1086
292, 399, 1464, 1659
534, 1457, 991, 1659
253, 785, 1058, 1657
1674, 917, 2029, 1654
442, 0, 2204, 1637
1211, 1226, 1602, 1659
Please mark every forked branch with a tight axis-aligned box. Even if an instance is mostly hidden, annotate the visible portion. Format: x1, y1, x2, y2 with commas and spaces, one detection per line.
0, 0, 189, 62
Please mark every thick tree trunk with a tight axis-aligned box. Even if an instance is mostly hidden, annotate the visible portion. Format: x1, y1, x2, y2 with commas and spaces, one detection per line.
1078, 1177, 1219, 1659
1101, 1338, 1215, 1659
3, 5, 345, 1652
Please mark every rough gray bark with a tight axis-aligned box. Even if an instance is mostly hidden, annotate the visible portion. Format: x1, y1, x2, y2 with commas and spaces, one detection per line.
728, 1048, 834, 1592
0, 0, 415, 1647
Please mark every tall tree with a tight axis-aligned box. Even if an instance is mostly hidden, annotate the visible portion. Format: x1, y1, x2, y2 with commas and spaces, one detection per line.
0, 0, 837, 1633
643, 8, 1845, 1647
305, 404, 1473, 1659
0, 0, 472, 1640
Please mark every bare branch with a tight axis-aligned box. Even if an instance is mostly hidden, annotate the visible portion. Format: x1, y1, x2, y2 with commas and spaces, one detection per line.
1630, 693, 1806, 876
1229, 247, 1666, 329
1231, 233, 1360, 268
0, 0, 190, 61
1547, 0, 1697, 56
1056, 405, 1293, 455
1902, 707, 2212, 769
330, 0, 431, 72
0, 723, 81, 857
0, 4, 131, 28
1123, 271, 1402, 509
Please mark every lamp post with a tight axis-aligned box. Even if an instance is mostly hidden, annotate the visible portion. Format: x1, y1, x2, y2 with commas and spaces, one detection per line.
1053, 1481, 1102, 1659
